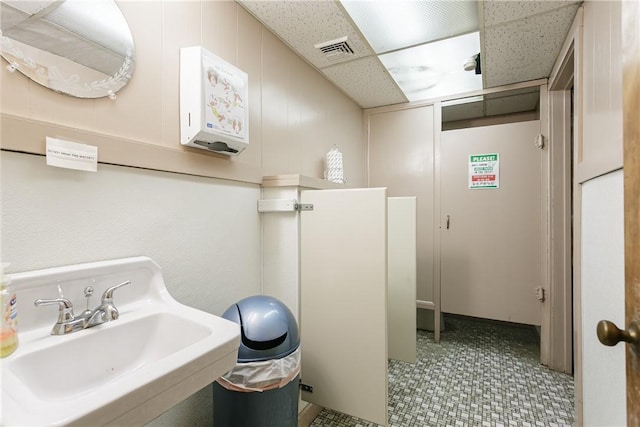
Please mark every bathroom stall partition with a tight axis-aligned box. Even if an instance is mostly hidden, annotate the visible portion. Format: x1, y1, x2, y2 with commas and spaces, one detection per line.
367, 104, 439, 340
387, 197, 417, 364
260, 175, 417, 426
367, 103, 546, 335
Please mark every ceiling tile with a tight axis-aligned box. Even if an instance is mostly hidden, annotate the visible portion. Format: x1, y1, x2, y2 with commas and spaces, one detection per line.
341, 0, 478, 53
322, 57, 407, 109
239, 0, 373, 69
482, 0, 580, 27
482, 4, 579, 87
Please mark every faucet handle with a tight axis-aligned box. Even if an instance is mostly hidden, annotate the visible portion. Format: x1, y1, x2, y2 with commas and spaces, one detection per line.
35, 298, 87, 335
96, 281, 130, 322
34, 297, 75, 321
101, 280, 130, 301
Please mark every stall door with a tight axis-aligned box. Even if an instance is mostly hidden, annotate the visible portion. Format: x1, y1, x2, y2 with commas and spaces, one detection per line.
440, 121, 543, 325
299, 188, 388, 426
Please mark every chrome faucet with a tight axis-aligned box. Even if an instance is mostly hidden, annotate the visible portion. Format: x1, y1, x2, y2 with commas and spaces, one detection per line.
35, 280, 131, 335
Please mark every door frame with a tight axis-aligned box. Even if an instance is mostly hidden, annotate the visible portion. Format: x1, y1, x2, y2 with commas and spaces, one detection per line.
544, 5, 582, 375
545, 5, 584, 420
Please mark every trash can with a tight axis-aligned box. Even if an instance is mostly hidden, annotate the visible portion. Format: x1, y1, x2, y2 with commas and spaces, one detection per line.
213, 295, 300, 427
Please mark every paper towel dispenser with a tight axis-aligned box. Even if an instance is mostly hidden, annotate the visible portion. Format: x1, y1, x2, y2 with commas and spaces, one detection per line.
179, 46, 249, 156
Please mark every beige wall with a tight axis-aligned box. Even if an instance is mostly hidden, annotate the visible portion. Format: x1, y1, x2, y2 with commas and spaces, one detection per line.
0, 1, 366, 186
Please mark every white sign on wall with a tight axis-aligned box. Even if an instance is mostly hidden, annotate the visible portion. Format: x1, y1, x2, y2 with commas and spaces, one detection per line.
45, 137, 98, 172
469, 153, 499, 189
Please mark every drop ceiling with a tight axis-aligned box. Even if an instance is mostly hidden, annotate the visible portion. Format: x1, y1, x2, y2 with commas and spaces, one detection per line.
238, 0, 582, 117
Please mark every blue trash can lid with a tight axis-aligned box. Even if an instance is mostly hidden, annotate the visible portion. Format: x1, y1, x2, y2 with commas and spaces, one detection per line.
222, 295, 300, 363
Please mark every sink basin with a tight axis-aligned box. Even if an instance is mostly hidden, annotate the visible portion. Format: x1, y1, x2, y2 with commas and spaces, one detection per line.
11, 313, 211, 401
0, 257, 241, 426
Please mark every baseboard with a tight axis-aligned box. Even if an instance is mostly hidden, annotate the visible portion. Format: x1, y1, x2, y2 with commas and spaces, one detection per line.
298, 403, 323, 427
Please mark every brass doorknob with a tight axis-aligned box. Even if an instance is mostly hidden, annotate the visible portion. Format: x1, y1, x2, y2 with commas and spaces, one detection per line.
597, 320, 640, 347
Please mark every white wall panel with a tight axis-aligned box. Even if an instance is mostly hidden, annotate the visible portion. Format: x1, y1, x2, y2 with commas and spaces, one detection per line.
0, 151, 262, 426
581, 170, 625, 426
261, 186, 302, 320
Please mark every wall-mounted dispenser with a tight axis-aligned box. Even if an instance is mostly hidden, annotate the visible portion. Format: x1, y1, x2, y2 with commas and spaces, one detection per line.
180, 46, 249, 156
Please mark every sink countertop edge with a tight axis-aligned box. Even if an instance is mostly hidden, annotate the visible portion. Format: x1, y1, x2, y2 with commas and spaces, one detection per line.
97, 349, 239, 427
73, 348, 240, 427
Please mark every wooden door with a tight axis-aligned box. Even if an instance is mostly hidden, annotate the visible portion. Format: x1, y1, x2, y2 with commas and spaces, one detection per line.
595, 1, 640, 423
439, 121, 543, 325
299, 188, 388, 426
623, 0, 640, 422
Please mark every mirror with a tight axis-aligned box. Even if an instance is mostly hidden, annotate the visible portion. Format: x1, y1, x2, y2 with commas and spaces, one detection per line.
442, 86, 540, 130
0, 0, 135, 99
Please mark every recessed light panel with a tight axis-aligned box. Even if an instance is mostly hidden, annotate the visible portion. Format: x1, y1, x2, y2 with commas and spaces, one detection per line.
379, 32, 482, 101
340, 0, 478, 53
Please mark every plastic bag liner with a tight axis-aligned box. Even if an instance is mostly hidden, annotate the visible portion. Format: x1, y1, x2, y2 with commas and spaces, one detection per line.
216, 347, 300, 393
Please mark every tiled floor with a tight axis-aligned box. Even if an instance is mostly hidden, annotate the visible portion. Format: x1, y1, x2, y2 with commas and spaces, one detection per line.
310, 315, 575, 427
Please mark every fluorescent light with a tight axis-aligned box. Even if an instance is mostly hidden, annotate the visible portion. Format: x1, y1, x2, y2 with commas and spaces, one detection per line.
379, 32, 482, 101
340, 0, 478, 54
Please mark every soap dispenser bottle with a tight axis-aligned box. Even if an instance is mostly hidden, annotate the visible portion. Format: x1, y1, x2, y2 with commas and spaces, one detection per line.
1, 263, 18, 357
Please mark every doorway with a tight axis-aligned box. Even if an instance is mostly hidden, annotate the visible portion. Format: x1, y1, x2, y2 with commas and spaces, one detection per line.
439, 86, 551, 356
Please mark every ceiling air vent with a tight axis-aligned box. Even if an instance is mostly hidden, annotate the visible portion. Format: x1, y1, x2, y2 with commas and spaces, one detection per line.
314, 36, 354, 62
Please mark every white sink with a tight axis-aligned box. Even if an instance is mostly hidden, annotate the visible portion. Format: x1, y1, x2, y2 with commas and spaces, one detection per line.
0, 257, 241, 426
